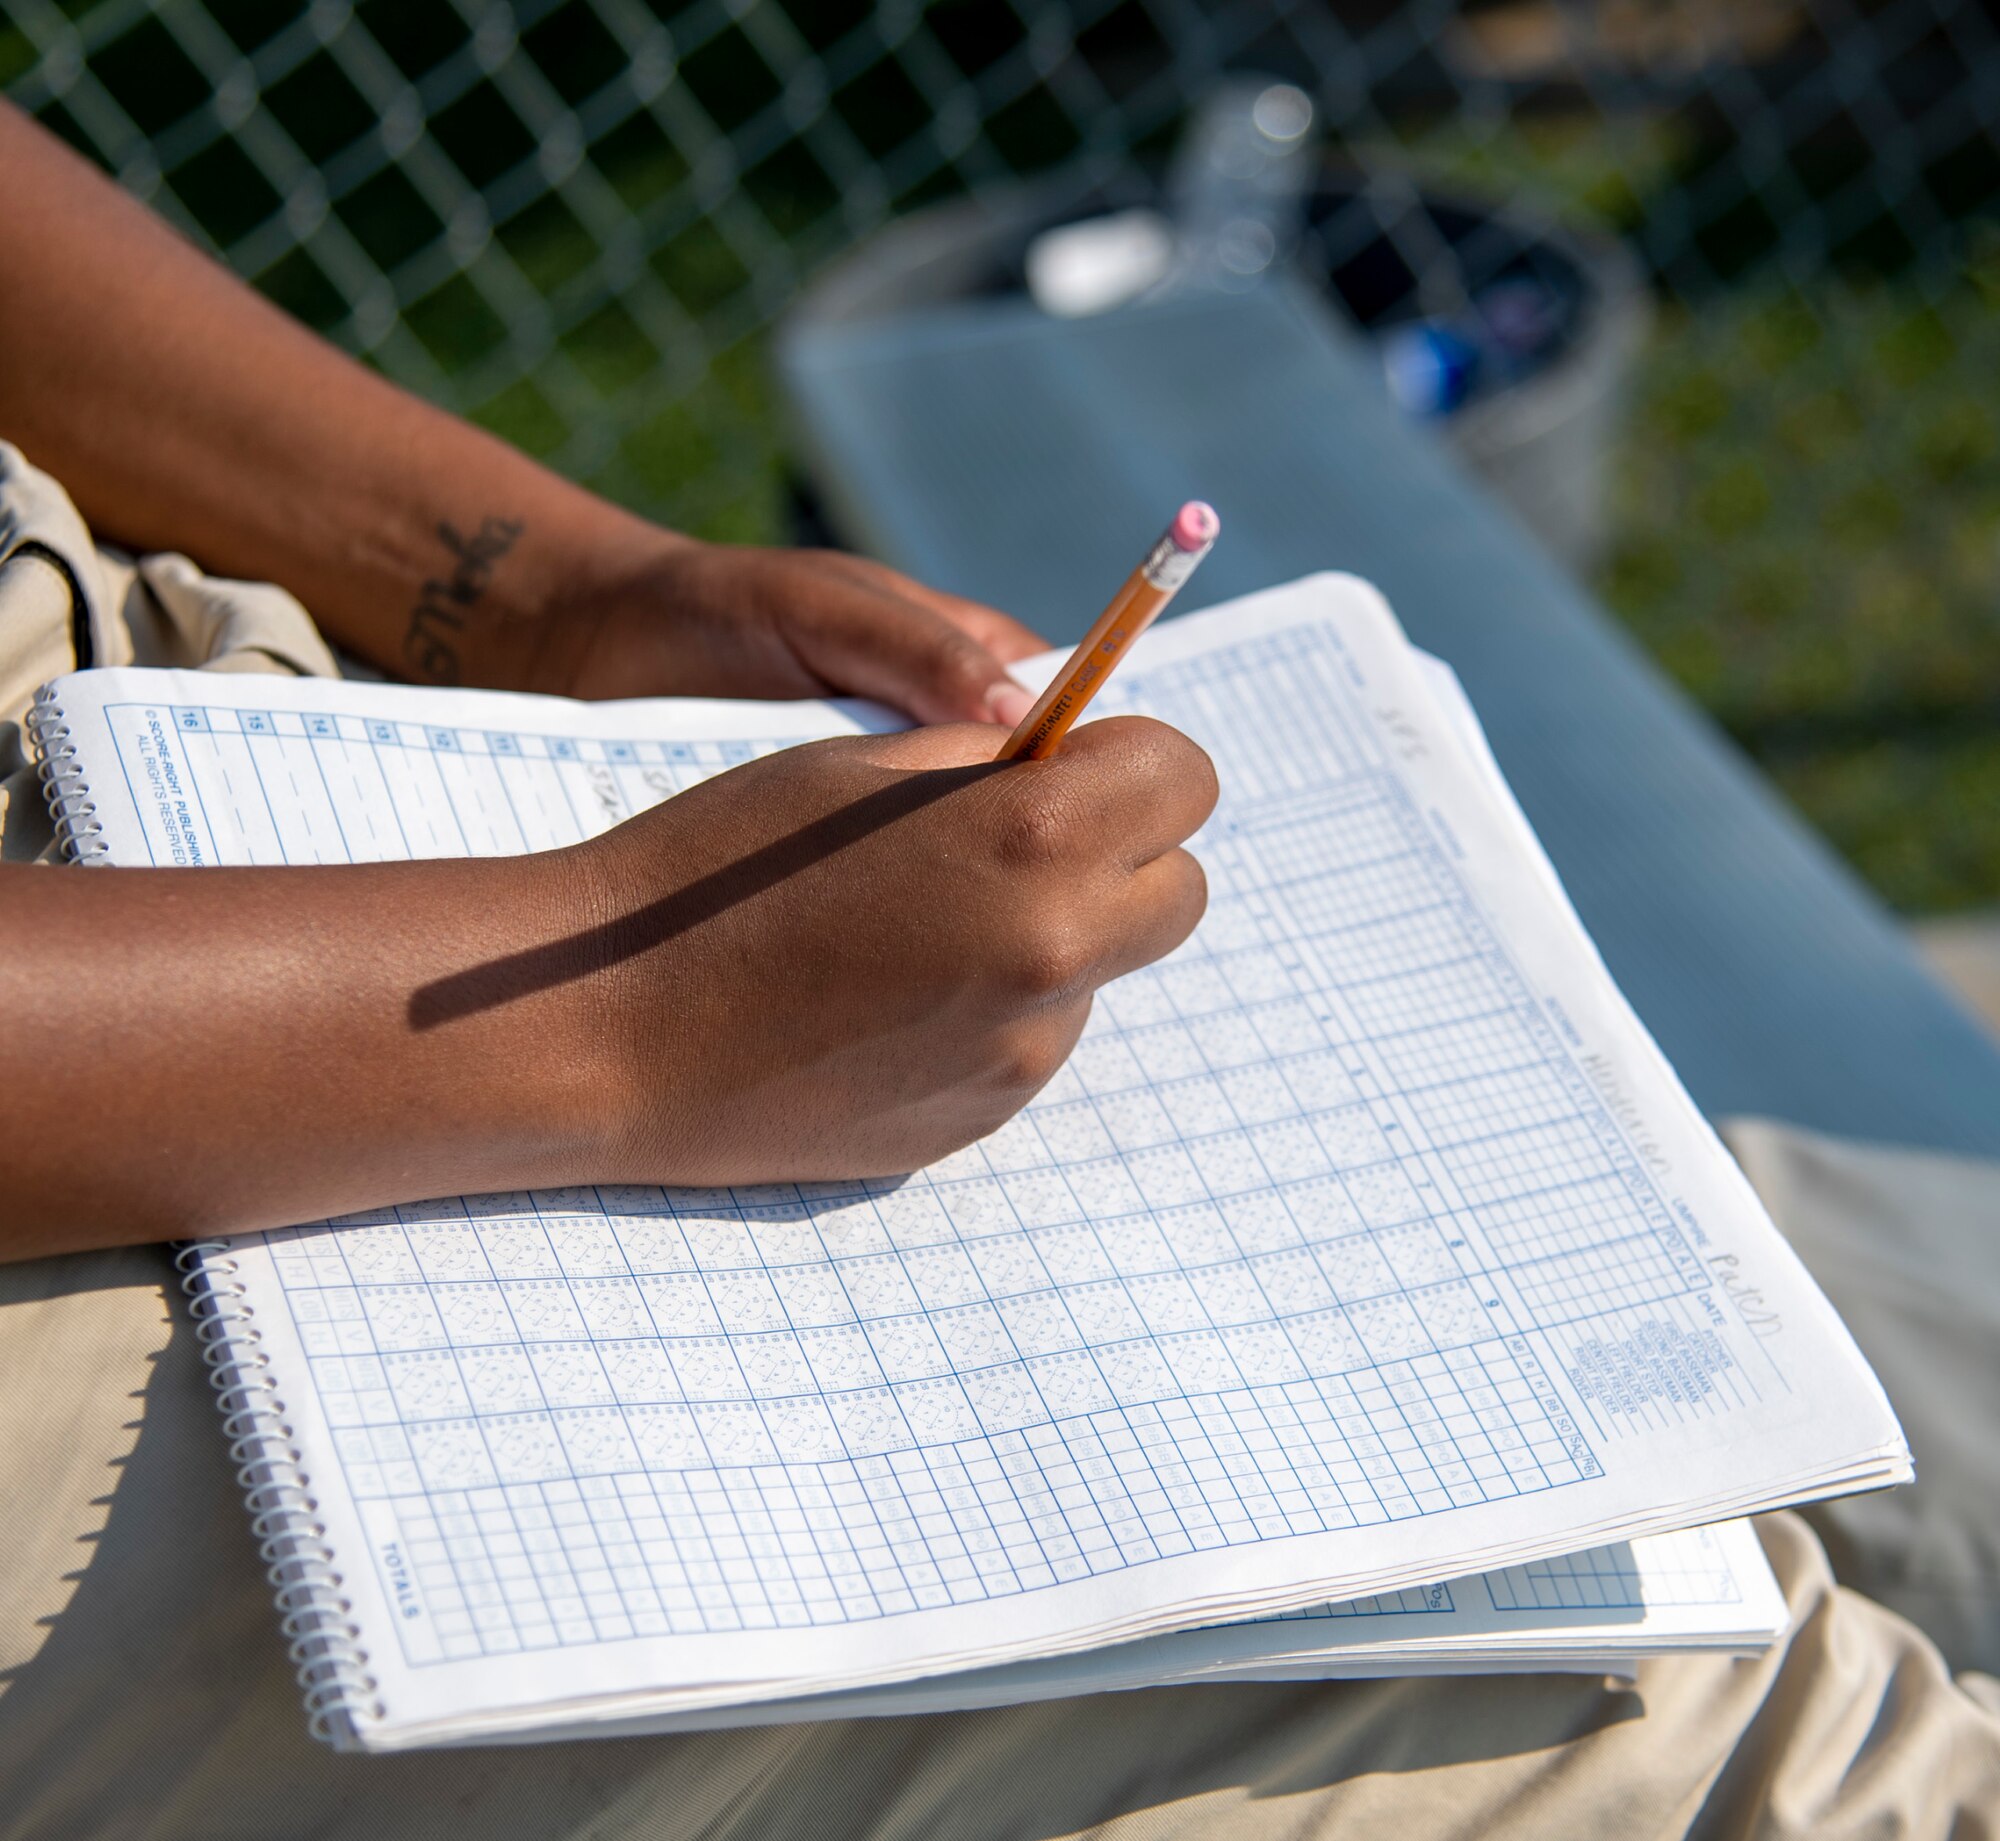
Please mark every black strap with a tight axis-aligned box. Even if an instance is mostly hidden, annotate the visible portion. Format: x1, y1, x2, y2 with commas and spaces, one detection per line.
3, 537, 94, 668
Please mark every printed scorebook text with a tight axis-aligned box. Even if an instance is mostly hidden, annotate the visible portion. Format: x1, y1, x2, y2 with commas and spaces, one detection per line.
35, 576, 1899, 1746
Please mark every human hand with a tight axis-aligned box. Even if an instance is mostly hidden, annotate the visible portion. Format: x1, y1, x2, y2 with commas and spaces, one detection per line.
0, 707, 1210, 1250
533, 535, 1050, 727
547, 714, 1216, 1184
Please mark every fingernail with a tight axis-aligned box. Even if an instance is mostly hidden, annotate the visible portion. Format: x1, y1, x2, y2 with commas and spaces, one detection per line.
986, 681, 1036, 726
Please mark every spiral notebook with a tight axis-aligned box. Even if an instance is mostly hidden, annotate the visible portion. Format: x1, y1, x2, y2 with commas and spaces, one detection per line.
32, 576, 1898, 1750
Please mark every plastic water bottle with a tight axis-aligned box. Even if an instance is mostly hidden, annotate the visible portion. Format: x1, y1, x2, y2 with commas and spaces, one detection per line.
1159, 79, 1316, 295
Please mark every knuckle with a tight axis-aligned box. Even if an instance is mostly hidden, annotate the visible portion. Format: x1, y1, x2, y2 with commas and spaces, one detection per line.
1007, 922, 1093, 1002
992, 1021, 1073, 1095
1168, 849, 1210, 933
991, 782, 1079, 870
920, 621, 992, 691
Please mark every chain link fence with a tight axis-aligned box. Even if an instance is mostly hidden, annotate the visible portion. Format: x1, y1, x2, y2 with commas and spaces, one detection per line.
3, 0, 1998, 908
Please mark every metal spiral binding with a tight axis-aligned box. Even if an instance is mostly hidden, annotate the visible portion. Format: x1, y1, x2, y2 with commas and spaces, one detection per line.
25, 684, 111, 864
176, 1242, 384, 1743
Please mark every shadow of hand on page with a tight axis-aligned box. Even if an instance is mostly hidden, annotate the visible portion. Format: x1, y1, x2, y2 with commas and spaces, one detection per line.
407, 759, 996, 1031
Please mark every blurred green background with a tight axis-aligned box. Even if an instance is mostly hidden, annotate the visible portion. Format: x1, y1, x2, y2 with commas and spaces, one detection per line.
4, 0, 1997, 912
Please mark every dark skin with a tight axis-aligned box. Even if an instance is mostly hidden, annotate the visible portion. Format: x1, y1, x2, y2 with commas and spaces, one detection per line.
0, 104, 1218, 1258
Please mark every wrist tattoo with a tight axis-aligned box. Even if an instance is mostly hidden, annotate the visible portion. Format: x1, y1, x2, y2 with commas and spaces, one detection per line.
403, 515, 524, 683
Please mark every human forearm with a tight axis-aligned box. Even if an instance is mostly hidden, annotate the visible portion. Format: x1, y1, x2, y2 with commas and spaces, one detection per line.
0, 104, 1052, 719
0, 854, 616, 1255
0, 102, 668, 686
0, 715, 1215, 1259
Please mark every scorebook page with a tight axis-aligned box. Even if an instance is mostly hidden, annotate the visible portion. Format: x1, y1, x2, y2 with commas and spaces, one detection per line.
45, 575, 1898, 1747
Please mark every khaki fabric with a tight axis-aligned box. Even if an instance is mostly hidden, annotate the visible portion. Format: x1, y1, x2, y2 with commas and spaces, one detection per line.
0, 440, 337, 862
1722, 1117, 2000, 1677
2, 1161, 1996, 1837
3, 447, 1999, 1835
0, 544, 75, 862
1, 1247, 1996, 1841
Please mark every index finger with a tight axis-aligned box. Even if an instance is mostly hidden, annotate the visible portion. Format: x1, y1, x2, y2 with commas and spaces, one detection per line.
919, 591, 1050, 664
814, 553, 1051, 663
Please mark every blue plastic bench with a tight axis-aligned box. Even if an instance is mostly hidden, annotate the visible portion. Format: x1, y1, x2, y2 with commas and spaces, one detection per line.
779, 280, 2000, 1158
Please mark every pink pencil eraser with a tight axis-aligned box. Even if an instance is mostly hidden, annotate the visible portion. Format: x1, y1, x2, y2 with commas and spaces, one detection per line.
1169, 500, 1220, 552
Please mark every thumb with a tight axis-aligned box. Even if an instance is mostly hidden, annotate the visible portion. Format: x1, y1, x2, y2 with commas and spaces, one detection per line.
790, 588, 1039, 728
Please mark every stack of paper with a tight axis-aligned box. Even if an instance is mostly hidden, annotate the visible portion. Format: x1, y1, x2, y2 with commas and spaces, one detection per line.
40, 575, 1899, 1749
580, 1520, 1789, 1738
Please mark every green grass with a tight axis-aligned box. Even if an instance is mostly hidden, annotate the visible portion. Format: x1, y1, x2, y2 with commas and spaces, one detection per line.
1400, 118, 2000, 915
1598, 246, 2000, 913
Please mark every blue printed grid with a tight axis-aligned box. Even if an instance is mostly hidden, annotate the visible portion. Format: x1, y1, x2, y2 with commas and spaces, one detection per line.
281, 1200, 1561, 1658
117, 702, 788, 865
126, 624, 1727, 1663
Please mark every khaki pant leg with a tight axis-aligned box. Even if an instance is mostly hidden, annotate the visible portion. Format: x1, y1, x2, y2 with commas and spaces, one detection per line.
3, 1240, 1995, 1841
0, 547, 77, 860
1723, 1118, 2000, 1674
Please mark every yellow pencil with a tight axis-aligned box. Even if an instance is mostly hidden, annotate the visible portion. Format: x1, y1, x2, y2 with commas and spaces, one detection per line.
998, 502, 1220, 762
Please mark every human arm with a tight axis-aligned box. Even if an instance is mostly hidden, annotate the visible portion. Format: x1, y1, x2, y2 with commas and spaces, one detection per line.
0, 717, 1213, 1258
0, 101, 1044, 720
